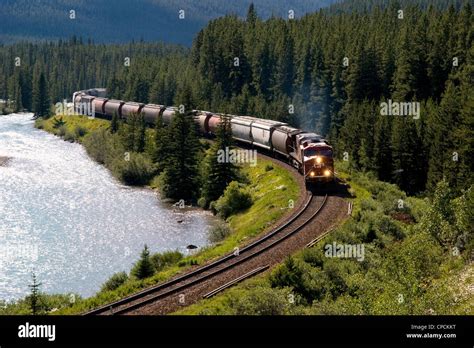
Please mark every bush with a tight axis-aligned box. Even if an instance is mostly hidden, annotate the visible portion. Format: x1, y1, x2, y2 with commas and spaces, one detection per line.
100, 272, 128, 292
265, 164, 274, 172
74, 125, 87, 138
64, 130, 76, 142
150, 251, 183, 272
82, 129, 109, 164
213, 181, 252, 218
209, 222, 232, 243
57, 125, 67, 137
110, 152, 155, 185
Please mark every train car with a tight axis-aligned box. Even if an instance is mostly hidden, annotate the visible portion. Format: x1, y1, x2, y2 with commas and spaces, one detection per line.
73, 88, 335, 185
247, 117, 286, 151
230, 116, 253, 144
142, 104, 165, 125
196, 111, 214, 134
78, 95, 95, 117
162, 107, 178, 126
73, 92, 83, 114
121, 102, 145, 120
271, 126, 303, 159
295, 133, 334, 183
92, 97, 108, 116
103, 99, 125, 119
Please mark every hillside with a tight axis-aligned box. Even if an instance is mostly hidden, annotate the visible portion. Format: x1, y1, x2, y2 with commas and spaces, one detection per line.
0, 0, 337, 45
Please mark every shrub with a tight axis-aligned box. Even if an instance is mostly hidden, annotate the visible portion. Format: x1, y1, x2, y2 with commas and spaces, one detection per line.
110, 152, 155, 185
82, 129, 109, 164
74, 125, 87, 138
100, 272, 128, 292
209, 222, 232, 243
64, 130, 76, 142
213, 181, 252, 218
150, 251, 183, 272
265, 164, 274, 172
57, 125, 67, 137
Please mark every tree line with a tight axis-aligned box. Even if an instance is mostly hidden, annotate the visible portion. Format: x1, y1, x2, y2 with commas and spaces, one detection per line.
2, 1, 472, 196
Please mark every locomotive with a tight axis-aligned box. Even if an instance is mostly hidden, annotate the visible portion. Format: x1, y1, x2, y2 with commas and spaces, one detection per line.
73, 89, 335, 184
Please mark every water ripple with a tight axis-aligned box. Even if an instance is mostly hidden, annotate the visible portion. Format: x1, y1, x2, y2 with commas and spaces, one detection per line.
0, 114, 214, 301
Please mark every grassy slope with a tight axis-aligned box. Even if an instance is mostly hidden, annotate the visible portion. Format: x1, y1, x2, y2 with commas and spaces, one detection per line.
176, 162, 473, 315
5, 114, 299, 314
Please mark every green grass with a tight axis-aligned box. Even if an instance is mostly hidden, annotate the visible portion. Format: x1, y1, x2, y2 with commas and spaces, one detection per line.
27, 115, 301, 315
175, 167, 473, 315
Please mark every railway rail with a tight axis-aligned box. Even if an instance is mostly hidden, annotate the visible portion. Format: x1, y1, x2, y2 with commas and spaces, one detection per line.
84, 191, 339, 315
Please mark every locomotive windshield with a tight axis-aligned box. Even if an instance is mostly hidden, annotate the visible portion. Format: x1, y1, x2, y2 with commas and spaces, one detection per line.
304, 148, 333, 157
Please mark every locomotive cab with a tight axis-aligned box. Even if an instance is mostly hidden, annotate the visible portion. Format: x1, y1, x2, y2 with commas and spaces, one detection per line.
303, 145, 334, 182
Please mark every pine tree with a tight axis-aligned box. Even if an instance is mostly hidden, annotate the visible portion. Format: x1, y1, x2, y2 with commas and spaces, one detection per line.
201, 117, 239, 206
132, 245, 155, 280
136, 113, 146, 153
32, 71, 50, 117
246, 3, 258, 24
152, 114, 169, 171
28, 273, 42, 315
160, 110, 200, 201
110, 112, 119, 134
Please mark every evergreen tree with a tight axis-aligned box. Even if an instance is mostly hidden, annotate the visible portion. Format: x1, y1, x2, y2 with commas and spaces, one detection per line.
136, 113, 146, 153
131, 245, 155, 280
28, 273, 42, 315
152, 113, 169, 171
201, 116, 239, 206
32, 71, 50, 117
110, 112, 119, 134
160, 110, 200, 201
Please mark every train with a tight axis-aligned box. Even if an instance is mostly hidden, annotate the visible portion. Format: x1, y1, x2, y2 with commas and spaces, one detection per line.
73, 89, 335, 184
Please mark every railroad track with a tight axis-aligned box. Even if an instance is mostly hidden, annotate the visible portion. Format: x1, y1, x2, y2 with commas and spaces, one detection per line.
85, 191, 329, 315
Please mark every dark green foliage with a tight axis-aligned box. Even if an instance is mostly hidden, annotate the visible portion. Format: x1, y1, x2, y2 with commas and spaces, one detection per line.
100, 272, 129, 292
110, 112, 119, 134
111, 152, 155, 186
150, 251, 183, 273
131, 245, 155, 280
208, 222, 232, 243
27, 273, 42, 315
159, 112, 201, 201
201, 117, 240, 206
32, 71, 50, 117
152, 115, 169, 171
212, 181, 253, 218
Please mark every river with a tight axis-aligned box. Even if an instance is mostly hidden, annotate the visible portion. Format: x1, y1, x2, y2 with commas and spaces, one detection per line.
0, 113, 214, 301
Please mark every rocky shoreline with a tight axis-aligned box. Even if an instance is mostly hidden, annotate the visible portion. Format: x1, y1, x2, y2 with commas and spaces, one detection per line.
0, 156, 11, 166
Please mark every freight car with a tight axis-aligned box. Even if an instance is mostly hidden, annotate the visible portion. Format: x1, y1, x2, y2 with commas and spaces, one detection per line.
73, 90, 334, 184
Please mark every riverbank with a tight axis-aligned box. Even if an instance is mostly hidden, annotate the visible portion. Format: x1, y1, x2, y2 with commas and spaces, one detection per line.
0, 156, 11, 166
0, 113, 215, 311
0, 114, 302, 315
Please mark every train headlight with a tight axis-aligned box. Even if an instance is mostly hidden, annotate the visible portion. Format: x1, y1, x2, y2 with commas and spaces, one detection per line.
316, 156, 322, 164
324, 170, 331, 177
310, 171, 315, 177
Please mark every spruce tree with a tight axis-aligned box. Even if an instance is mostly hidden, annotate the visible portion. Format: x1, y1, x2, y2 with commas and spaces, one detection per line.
132, 245, 155, 280
201, 116, 239, 206
32, 71, 50, 118
28, 273, 42, 315
110, 112, 119, 134
152, 114, 169, 171
136, 113, 146, 153
160, 110, 200, 201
